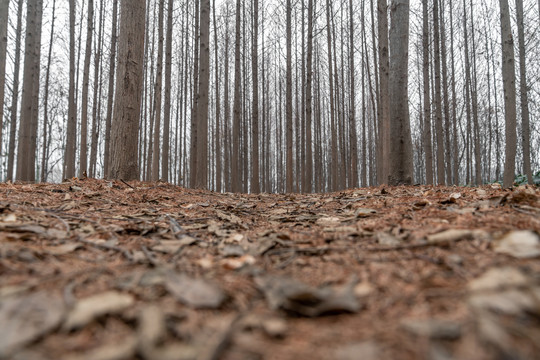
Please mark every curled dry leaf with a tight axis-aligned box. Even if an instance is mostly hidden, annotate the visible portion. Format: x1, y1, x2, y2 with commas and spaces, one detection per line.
0, 292, 65, 357
165, 272, 226, 309
493, 230, 540, 258
63, 291, 135, 331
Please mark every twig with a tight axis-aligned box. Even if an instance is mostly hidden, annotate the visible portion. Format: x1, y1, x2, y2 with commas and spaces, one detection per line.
120, 179, 135, 189
77, 236, 134, 262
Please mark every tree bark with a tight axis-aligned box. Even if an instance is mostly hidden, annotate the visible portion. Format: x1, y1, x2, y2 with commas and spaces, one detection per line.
195, 0, 210, 189
108, 0, 146, 180
213, 0, 221, 192
16, 0, 43, 182
422, 0, 432, 185
64, 0, 77, 179
515, 0, 533, 184
499, 0, 517, 188
6, 0, 23, 182
0, 0, 8, 155
285, 0, 293, 193
103, 0, 118, 178
41, 0, 56, 182
378, 0, 390, 185
231, 0, 242, 192
388, 0, 413, 185
251, 0, 260, 193
79, 0, 94, 177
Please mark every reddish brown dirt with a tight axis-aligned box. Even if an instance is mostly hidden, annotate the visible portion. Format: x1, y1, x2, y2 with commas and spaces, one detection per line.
1, 179, 539, 360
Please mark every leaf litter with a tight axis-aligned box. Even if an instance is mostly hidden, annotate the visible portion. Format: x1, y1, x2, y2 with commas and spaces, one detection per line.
0, 179, 539, 359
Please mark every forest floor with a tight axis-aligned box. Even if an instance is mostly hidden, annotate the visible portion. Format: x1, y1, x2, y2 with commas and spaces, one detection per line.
1, 179, 540, 360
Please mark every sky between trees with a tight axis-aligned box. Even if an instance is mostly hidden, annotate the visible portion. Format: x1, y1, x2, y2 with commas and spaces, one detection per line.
0, 0, 538, 191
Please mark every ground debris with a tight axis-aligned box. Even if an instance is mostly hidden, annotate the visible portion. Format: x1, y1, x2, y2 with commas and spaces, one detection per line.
0, 180, 539, 360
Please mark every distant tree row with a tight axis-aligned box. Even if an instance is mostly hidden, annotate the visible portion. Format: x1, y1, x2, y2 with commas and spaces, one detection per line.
0, 0, 538, 191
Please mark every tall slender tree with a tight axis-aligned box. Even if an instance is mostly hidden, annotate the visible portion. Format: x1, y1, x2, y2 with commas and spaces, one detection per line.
231, 0, 242, 192
0, 0, 8, 154
388, 0, 413, 185
422, 0, 432, 185
378, 0, 390, 184
285, 0, 293, 193
108, 0, 146, 180
499, 0, 517, 188
103, 0, 118, 178
151, 0, 164, 181
251, 0, 260, 193
16, 0, 43, 182
65, 0, 77, 179
515, 0, 533, 184
162, 0, 173, 182
79, 0, 94, 177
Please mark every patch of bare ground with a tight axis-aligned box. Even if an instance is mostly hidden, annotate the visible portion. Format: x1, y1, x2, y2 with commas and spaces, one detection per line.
1, 179, 539, 360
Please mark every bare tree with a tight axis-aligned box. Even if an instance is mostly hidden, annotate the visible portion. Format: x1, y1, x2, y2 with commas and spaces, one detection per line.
422, 0, 432, 185
515, 0, 532, 184
388, 0, 413, 185
16, 0, 43, 182
103, 0, 118, 178
378, 0, 390, 184
162, 0, 173, 182
65, 0, 77, 179
499, 0, 517, 188
108, 0, 146, 180
251, 0, 260, 193
6, 0, 23, 182
286, 0, 293, 193
0, 0, 8, 155
79, 0, 94, 177
151, 0, 164, 181
433, 0, 445, 184
195, 0, 210, 188
231, 0, 242, 192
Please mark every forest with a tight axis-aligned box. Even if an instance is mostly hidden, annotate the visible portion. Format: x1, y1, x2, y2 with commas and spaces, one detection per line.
0, 0, 538, 190
1, 1, 540, 360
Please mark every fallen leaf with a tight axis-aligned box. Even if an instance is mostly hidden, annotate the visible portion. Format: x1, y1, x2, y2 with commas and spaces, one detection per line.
426, 229, 473, 244
63, 291, 135, 331
400, 319, 462, 340
255, 276, 361, 317
493, 230, 540, 258
0, 292, 64, 357
63, 336, 137, 360
334, 341, 380, 360
165, 272, 226, 309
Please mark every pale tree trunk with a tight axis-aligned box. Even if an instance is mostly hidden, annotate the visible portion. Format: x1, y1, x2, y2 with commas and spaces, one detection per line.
440, 0, 452, 184
41, 0, 56, 182
462, 0, 472, 184
65, 0, 77, 179
433, 0, 445, 184
231, 0, 242, 192
213, 0, 221, 191
190, 0, 200, 186
305, 0, 314, 192
103, 0, 118, 178
326, 0, 338, 191
449, 0, 459, 185
285, 0, 293, 193
499, 0, 517, 188
16, 0, 43, 182
89, 1, 104, 178
0, 0, 8, 155
79, 0, 94, 177
108, 0, 146, 180
378, 0, 390, 185
348, 0, 358, 188
195, 0, 210, 189
251, 0, 260, 193
162, 0, 173, 183
422, 0, 432, 185
151, 0, 164, 181
515, 0, 533, 184
223, 5, 231, 191
388, 0, 413, 185
6, 0, 23, 182
469, 2, 482, 185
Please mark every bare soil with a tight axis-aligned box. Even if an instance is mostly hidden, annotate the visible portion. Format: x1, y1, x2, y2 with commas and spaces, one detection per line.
1, 179, 539, 360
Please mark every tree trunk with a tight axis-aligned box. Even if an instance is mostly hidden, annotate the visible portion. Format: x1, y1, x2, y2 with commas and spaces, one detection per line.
108, 0, 146, 180
41, 0, 56, 182
6, 0, 23, 182
440, 0, 452, 184
213, 0, 221, 192
162, 0, 173, 182
499, 0, 517, 188
79, 0, 94, 177
326, 0, 338, 191
16, 0, 43, 182
378, 0, 390, 185
0, 0, 8, 155
190, 0, 200, 186
251, 0, 260, 193
285, 0, 293, 193
65, 0, 77, 179
195, 0, 210, 189
103, 0, 118, 178
422, 0, 432, 185
433, 0, 445, 184
515, 0, 533, 184
449, 0, 459, 185
388, 0, 413, 185
89, 1, 104, 178
151, 0, 164, 181
231, 0, 242, 192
